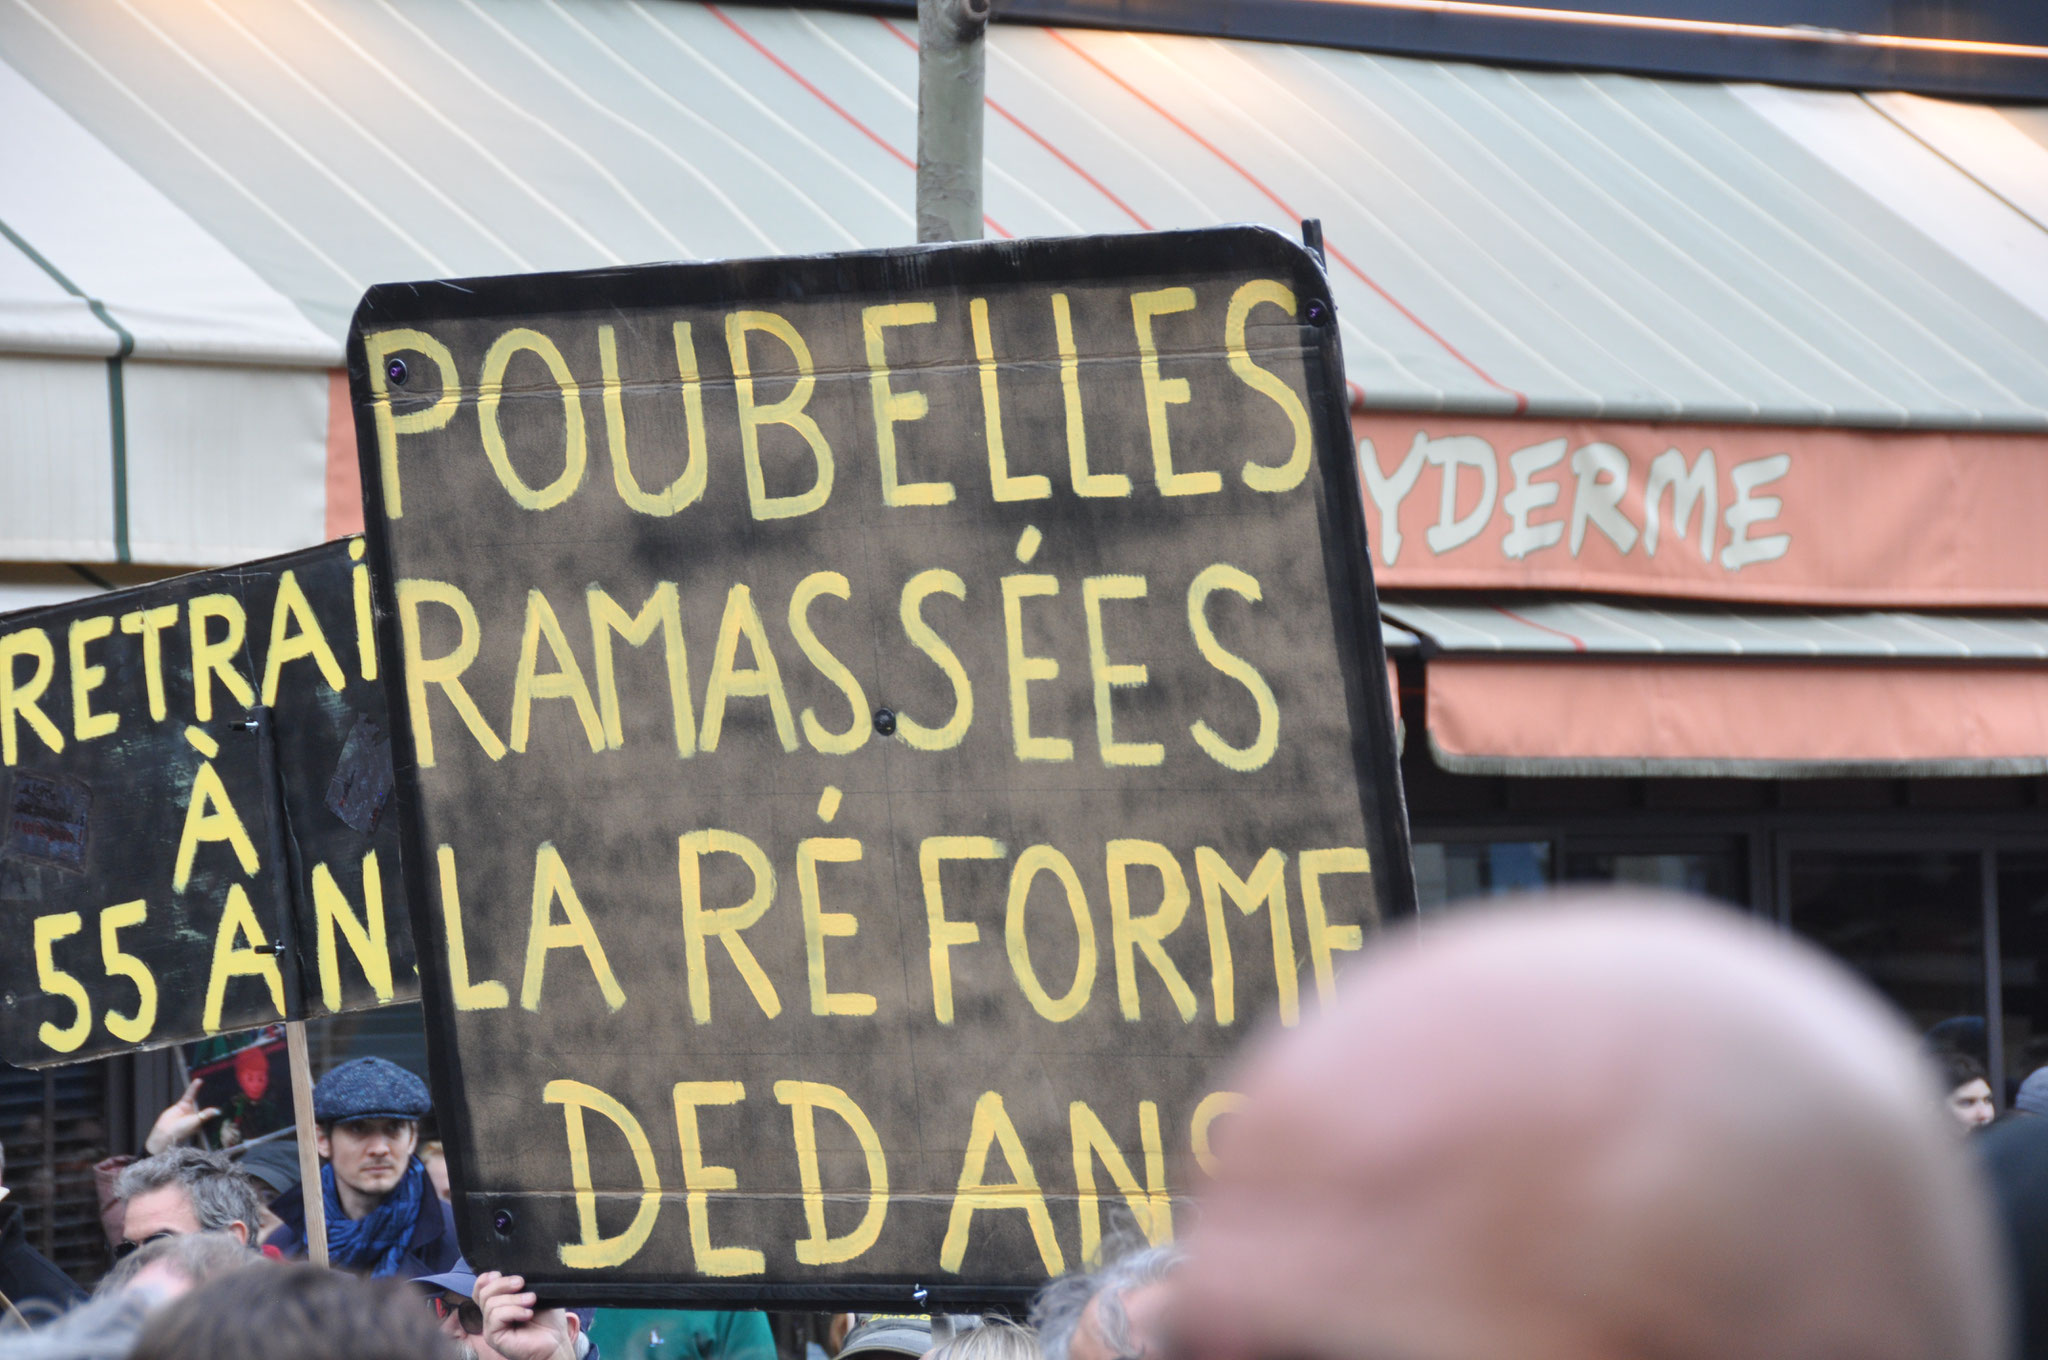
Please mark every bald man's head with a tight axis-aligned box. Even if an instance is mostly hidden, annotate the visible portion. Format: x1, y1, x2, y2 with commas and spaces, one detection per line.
1172, 893, 2005, 1360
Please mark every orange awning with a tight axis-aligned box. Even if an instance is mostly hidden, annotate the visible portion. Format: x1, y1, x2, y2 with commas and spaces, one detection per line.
1385, 597, 2048, 777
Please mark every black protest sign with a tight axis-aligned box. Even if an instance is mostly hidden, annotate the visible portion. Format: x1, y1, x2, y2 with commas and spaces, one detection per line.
353, 227, 1413, 1305
0, 540, 417, 1067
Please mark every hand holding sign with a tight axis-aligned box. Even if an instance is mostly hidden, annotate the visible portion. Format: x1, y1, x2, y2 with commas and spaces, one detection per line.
475, 1271, 580, 1360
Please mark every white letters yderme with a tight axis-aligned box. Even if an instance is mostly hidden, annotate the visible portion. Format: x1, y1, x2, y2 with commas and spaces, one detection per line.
1359, 431, 1790, 574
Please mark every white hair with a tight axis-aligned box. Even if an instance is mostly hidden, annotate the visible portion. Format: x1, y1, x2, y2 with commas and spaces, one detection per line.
1031, 1236, 1180, 1360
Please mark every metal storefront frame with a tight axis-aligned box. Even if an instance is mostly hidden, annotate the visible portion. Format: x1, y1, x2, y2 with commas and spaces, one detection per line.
1411, 806, 2048, 1111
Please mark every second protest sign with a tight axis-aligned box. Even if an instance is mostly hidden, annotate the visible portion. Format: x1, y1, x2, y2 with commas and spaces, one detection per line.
353, 226, 1412, 1303
0, 538, 415, 1067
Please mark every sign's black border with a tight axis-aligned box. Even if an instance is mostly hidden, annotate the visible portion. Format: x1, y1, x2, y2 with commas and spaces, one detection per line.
350, 224, 1415, 1309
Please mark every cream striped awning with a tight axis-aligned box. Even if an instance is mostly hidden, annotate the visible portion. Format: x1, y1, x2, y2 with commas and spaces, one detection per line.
2, 0, 2046, 569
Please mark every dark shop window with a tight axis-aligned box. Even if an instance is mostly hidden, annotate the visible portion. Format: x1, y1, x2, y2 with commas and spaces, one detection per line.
1562, 847, 1747, 906
1413, 840, 1551, 910
1998, 852, 2048, 1094
1789, 850, 1984, 1045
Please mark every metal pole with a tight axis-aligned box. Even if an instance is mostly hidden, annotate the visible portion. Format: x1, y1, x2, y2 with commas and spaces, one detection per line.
1983, 847, 2005, 1111
249, 706, 328, 1268
915, 0, 990, 243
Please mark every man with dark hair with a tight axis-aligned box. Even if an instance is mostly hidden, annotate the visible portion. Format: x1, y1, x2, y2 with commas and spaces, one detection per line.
266, 1057, 456, 1277
1940, 1050, 1997, 1129
113, 1149, 264, 1251
128, 1261, 447, 1360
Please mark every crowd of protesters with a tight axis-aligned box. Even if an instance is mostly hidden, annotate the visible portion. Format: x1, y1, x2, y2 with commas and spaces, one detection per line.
0, 891, 2044, 1358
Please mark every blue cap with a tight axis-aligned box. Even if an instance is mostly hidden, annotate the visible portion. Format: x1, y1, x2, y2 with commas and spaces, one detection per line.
313, 1057, 431, 1124
411, 1258, 477, 1296
410, 1259, 594, 1337
2017, 1067, 2048, 1117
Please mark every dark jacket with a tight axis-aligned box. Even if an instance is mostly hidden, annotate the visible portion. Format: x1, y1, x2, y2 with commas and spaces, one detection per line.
1983, 1116, 2048, 1360
265, 1183, 460, 1278
0, 1199, 85, 1319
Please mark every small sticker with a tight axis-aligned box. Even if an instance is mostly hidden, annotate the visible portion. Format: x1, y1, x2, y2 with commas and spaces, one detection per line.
6, 774, 90, 872
326, 714, 394, 836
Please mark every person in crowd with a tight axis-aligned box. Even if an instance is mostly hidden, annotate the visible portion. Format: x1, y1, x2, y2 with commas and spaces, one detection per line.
95, 1077, 243, 1248
232, 1140, 299, 1244
0, 1233, 248, 1359
0, 1289, 149, 1359
587, 1305, 771, 1360
1980, 1114, 2048, 1359
266, 1057, 457, 1277
1167, 892, 2007, 1360
112, 1149, 264, 1253
96, 1231, 252, 1301
926, 1318, 1039, 1360
1927, 1016, 1988, 1067
1943, 1051, 1998, 1130
420, 1139, 452, 1204
0, 1144, 85, 1323
836, 1316, 936, 1360
126, 1260, 448, 1360
2016, 1065, 2048, 1118
414, 1259, 588, 1360
1033, 1238, 1178, 1360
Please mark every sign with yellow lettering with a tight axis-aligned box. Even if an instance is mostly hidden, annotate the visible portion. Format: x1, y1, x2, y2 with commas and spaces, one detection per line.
352, 227, 1412, 1304
0, 539, 416, 1067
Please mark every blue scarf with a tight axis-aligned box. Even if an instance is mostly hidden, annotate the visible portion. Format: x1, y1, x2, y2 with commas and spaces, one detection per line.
323, 1156, 425, 1277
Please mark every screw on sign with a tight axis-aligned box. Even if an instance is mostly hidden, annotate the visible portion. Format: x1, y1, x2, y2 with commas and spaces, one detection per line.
349, 227, 1413, 1307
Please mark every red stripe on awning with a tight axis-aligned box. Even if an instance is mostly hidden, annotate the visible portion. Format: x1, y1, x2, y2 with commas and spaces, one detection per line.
1041, 28, 1528, 414
876, 18, 1154, 231
1426, 657, 2048, 774
1489, 602, 1586, 652
706, 5, 1012, 238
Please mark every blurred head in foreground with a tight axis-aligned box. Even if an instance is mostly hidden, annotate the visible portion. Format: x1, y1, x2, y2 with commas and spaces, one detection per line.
127, 1262, 447, 1360
1170, 892, 2007, 1360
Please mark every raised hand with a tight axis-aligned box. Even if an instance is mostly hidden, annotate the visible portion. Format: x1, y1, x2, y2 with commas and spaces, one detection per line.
475, 1270, 578, 1360
144, 1079, 221, 1155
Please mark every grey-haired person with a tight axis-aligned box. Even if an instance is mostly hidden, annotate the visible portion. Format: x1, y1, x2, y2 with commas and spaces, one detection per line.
1032, 1238, 1179, 1360
113, 1149, 264, 1253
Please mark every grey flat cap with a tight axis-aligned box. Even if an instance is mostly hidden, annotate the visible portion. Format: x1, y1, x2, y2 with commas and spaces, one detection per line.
312, 1057, 431, 1124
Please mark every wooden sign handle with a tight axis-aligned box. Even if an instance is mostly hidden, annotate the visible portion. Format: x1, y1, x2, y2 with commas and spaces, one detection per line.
286, 1020, 328, 1268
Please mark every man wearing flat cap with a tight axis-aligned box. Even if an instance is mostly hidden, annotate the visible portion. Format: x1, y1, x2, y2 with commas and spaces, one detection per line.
266, 1056, 458, 1277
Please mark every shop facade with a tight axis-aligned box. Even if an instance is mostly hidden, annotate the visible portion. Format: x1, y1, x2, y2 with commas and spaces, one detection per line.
3, 0, 2047, 1249
1405, 758, 2048, 1092
1364, 406, 2048, 1102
